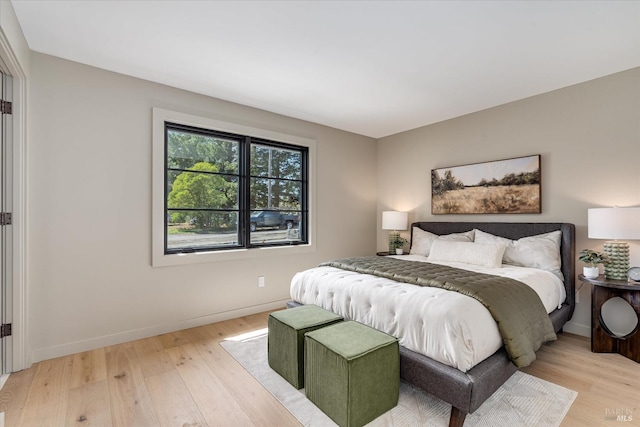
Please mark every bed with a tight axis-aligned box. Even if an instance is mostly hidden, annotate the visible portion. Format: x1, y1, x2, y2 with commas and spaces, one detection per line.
288, 222, 575, 427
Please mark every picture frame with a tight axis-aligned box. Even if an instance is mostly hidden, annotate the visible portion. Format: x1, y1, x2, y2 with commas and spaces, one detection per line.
431, 154, 541, 214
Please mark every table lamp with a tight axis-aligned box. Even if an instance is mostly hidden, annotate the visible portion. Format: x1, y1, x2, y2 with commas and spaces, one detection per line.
382, 211, 408, 254
588, 207, 640, 280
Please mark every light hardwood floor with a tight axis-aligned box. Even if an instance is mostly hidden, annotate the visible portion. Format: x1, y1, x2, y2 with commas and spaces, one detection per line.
0, 311, 638, 426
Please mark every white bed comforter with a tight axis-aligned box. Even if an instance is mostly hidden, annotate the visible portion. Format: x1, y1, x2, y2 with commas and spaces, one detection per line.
290, 255, 566, 372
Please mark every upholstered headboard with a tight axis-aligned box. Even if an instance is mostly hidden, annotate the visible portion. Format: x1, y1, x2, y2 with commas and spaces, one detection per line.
411, 222, 576, 327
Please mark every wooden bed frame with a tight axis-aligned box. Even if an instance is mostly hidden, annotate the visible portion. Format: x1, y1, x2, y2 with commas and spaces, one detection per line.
289, 222, 575, 427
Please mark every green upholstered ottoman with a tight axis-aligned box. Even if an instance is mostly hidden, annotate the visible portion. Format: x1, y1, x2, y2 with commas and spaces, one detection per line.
268, 305, 343, 389
305, 321, 399, 427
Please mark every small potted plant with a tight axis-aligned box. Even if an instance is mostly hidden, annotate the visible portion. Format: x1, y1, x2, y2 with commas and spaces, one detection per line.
392, 236, 408, 255
578, 249, 609, 279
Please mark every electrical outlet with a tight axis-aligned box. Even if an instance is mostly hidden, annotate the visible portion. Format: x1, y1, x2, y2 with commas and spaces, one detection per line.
575, 289, 579, 304
258, 276, 265, 288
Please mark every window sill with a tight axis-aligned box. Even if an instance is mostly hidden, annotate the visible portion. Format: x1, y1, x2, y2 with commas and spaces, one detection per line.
152, 242, 316, 267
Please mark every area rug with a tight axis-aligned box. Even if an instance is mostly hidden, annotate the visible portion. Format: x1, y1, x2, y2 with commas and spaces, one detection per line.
221, 332, 577, 427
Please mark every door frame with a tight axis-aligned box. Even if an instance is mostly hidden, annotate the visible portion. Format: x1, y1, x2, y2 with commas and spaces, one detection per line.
0, 29, 29, 372
0, 68, 12, 380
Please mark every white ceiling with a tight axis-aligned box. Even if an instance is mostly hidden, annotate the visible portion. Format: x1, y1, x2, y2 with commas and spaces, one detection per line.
11, 0, 640, 138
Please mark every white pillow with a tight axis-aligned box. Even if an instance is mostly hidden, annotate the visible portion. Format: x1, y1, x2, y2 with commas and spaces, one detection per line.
409, 228, 475, 257
473, 229, 563, 280
427, 240, 507, 268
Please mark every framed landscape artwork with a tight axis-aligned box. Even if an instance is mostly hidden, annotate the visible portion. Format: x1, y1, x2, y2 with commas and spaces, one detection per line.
431, 154, 541, 214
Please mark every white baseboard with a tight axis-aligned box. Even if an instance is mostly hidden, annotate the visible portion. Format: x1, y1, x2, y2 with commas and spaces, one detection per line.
0, 373, 9, 391
30, 299, 290, 363
562, 320, 590, 337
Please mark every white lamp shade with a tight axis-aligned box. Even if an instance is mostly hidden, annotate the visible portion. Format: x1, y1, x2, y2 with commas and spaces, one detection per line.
588, 207, 640, 240
382, 211, 408, 231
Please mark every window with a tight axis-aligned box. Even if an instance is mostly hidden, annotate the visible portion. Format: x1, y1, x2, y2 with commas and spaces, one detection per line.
165, 123, 308, 253
152, 108, 314, 266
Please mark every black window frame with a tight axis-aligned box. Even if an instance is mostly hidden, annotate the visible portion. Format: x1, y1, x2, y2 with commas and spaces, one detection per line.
164, 122, 308, 254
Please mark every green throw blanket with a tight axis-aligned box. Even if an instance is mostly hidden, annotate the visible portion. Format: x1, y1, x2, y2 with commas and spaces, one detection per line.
319, 256, 556, 368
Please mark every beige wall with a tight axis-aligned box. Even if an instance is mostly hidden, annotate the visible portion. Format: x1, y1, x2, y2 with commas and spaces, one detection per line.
23, 51, 640, 360
28, 53, 377, 362
377, 68, 640, 336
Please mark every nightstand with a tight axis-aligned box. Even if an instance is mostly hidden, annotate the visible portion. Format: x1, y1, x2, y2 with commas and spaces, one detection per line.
376, 251, 408, 256
579, 274, 640, 363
